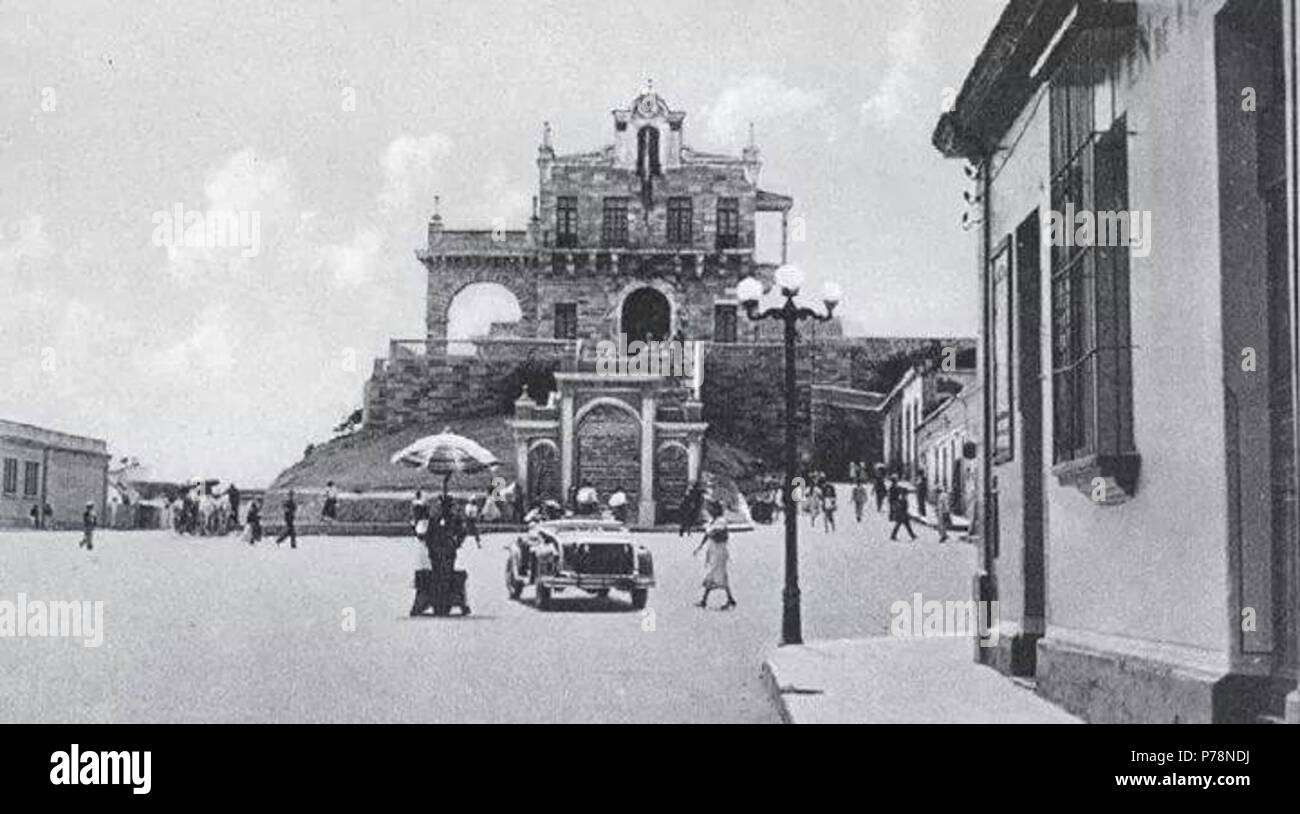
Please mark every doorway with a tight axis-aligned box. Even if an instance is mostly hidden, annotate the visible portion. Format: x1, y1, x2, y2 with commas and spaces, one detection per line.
620, 287, 672, 343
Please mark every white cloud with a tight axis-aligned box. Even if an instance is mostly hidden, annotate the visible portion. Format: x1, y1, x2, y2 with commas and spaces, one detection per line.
379, 132, 453, 213
321, 225, 384, 288
150, 306, 237, 377
159, 149, 293, 282
859, 16, 926, 127
704, 77, 828, 149
204, 149, 293, 214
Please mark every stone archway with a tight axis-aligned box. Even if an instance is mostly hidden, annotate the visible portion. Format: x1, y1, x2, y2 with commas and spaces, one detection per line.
654, 442, 690, 524
446, 281, 524, 354
427, 265, 537, 342
526, 440, 561, 505
620, 286, 671, 343
575, 402, 640, 506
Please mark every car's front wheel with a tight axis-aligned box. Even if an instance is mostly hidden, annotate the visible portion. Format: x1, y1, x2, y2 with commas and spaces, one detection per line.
629, 588, 648, 610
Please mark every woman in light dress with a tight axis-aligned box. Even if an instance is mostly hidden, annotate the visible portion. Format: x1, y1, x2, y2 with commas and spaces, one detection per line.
693, 500, 736, 610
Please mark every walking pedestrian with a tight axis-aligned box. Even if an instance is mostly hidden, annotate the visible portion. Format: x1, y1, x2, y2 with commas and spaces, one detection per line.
276, 490, 298, 548
852, 479, 868, 524
321, 481, 338, 522
79, 501, 97, 550
935, 486, 952, 543
693, 501, 736, 610
227, 483, 241, 532
821, 481, 837, 532
915, 469, 929, 521
678, 480, 705, 536
873, 472, 888, 513
246, 499, 263, 544
888, 477, 916, 541
804, 480, 821, 528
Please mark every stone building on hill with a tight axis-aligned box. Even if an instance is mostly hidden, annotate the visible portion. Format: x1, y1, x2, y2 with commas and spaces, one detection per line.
362, 87, 973, 526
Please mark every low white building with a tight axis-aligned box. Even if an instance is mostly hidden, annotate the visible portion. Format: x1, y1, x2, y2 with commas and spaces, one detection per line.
934, 0, 1300, 722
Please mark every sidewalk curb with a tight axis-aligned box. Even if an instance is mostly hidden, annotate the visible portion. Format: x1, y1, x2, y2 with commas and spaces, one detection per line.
760, 637, 1083, 724
760, 659, 795, 724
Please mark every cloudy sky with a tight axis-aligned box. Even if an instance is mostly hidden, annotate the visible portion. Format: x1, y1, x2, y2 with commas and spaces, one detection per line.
0, 0, 1002, 485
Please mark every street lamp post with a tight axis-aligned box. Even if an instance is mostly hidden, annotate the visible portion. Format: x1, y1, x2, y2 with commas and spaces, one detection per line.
736, 265, 842, 646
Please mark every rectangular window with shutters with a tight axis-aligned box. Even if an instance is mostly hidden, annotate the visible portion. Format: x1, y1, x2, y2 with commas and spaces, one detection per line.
713, 304, 737, 344
23, 461, 39, 497
716, 197, 739, 249
602, 197, 629, 246
554, 302, 578, 340
1047, 31, 1138, 498
667, 197, 692, 244
2, 458, 16, 495
555, 196, 579, 248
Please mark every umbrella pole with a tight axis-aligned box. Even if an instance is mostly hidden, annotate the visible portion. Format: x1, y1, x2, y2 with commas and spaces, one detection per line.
442, 471, 451, 497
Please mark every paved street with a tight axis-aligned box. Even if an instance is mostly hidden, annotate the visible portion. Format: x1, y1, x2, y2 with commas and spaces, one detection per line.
0, 494, 975, 723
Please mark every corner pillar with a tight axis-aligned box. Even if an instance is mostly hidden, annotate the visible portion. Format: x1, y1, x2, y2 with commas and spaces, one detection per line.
560, 392, 575, 502
687, 438, 702, 482
638, 392, 657, 527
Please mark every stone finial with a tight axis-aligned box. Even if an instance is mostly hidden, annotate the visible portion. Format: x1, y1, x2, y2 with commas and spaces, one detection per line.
542, 121, 552, 149
429, 194, 443, 246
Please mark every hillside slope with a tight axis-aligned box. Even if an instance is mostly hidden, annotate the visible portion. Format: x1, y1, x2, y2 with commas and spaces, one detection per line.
270, 415, 768, 498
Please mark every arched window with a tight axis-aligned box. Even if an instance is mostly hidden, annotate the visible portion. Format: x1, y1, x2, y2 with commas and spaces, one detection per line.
637, 126, 661, 178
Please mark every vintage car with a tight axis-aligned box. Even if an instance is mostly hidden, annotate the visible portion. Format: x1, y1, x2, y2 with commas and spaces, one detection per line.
505, 519, 654, 610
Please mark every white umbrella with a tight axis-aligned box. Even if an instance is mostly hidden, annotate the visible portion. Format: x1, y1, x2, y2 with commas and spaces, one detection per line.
390, 427, 500, 495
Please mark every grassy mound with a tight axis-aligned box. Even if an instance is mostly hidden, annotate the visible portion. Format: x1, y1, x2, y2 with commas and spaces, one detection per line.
268, 415, 769, 502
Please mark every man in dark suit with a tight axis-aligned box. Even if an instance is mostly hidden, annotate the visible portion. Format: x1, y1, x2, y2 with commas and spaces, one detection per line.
276, 490, 298, 548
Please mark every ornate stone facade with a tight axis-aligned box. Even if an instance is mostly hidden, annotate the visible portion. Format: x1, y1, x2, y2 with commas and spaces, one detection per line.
362, 88, 970, 525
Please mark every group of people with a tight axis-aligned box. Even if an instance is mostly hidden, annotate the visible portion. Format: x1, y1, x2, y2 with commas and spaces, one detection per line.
848, 465, 954, 543
801, 472, 839, 533
568, 480, 631, 523
168, 481, 243, 537
164, 480, 303, 548
738, 460, 959, 544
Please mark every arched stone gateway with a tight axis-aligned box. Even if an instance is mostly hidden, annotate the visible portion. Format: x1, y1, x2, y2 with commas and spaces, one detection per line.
575, 402, 640, 507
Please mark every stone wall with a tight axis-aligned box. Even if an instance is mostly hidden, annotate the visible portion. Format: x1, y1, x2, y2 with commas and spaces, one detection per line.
365, 335, 976, 462
700, 337, 974, 467
363, 342, 570, 431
